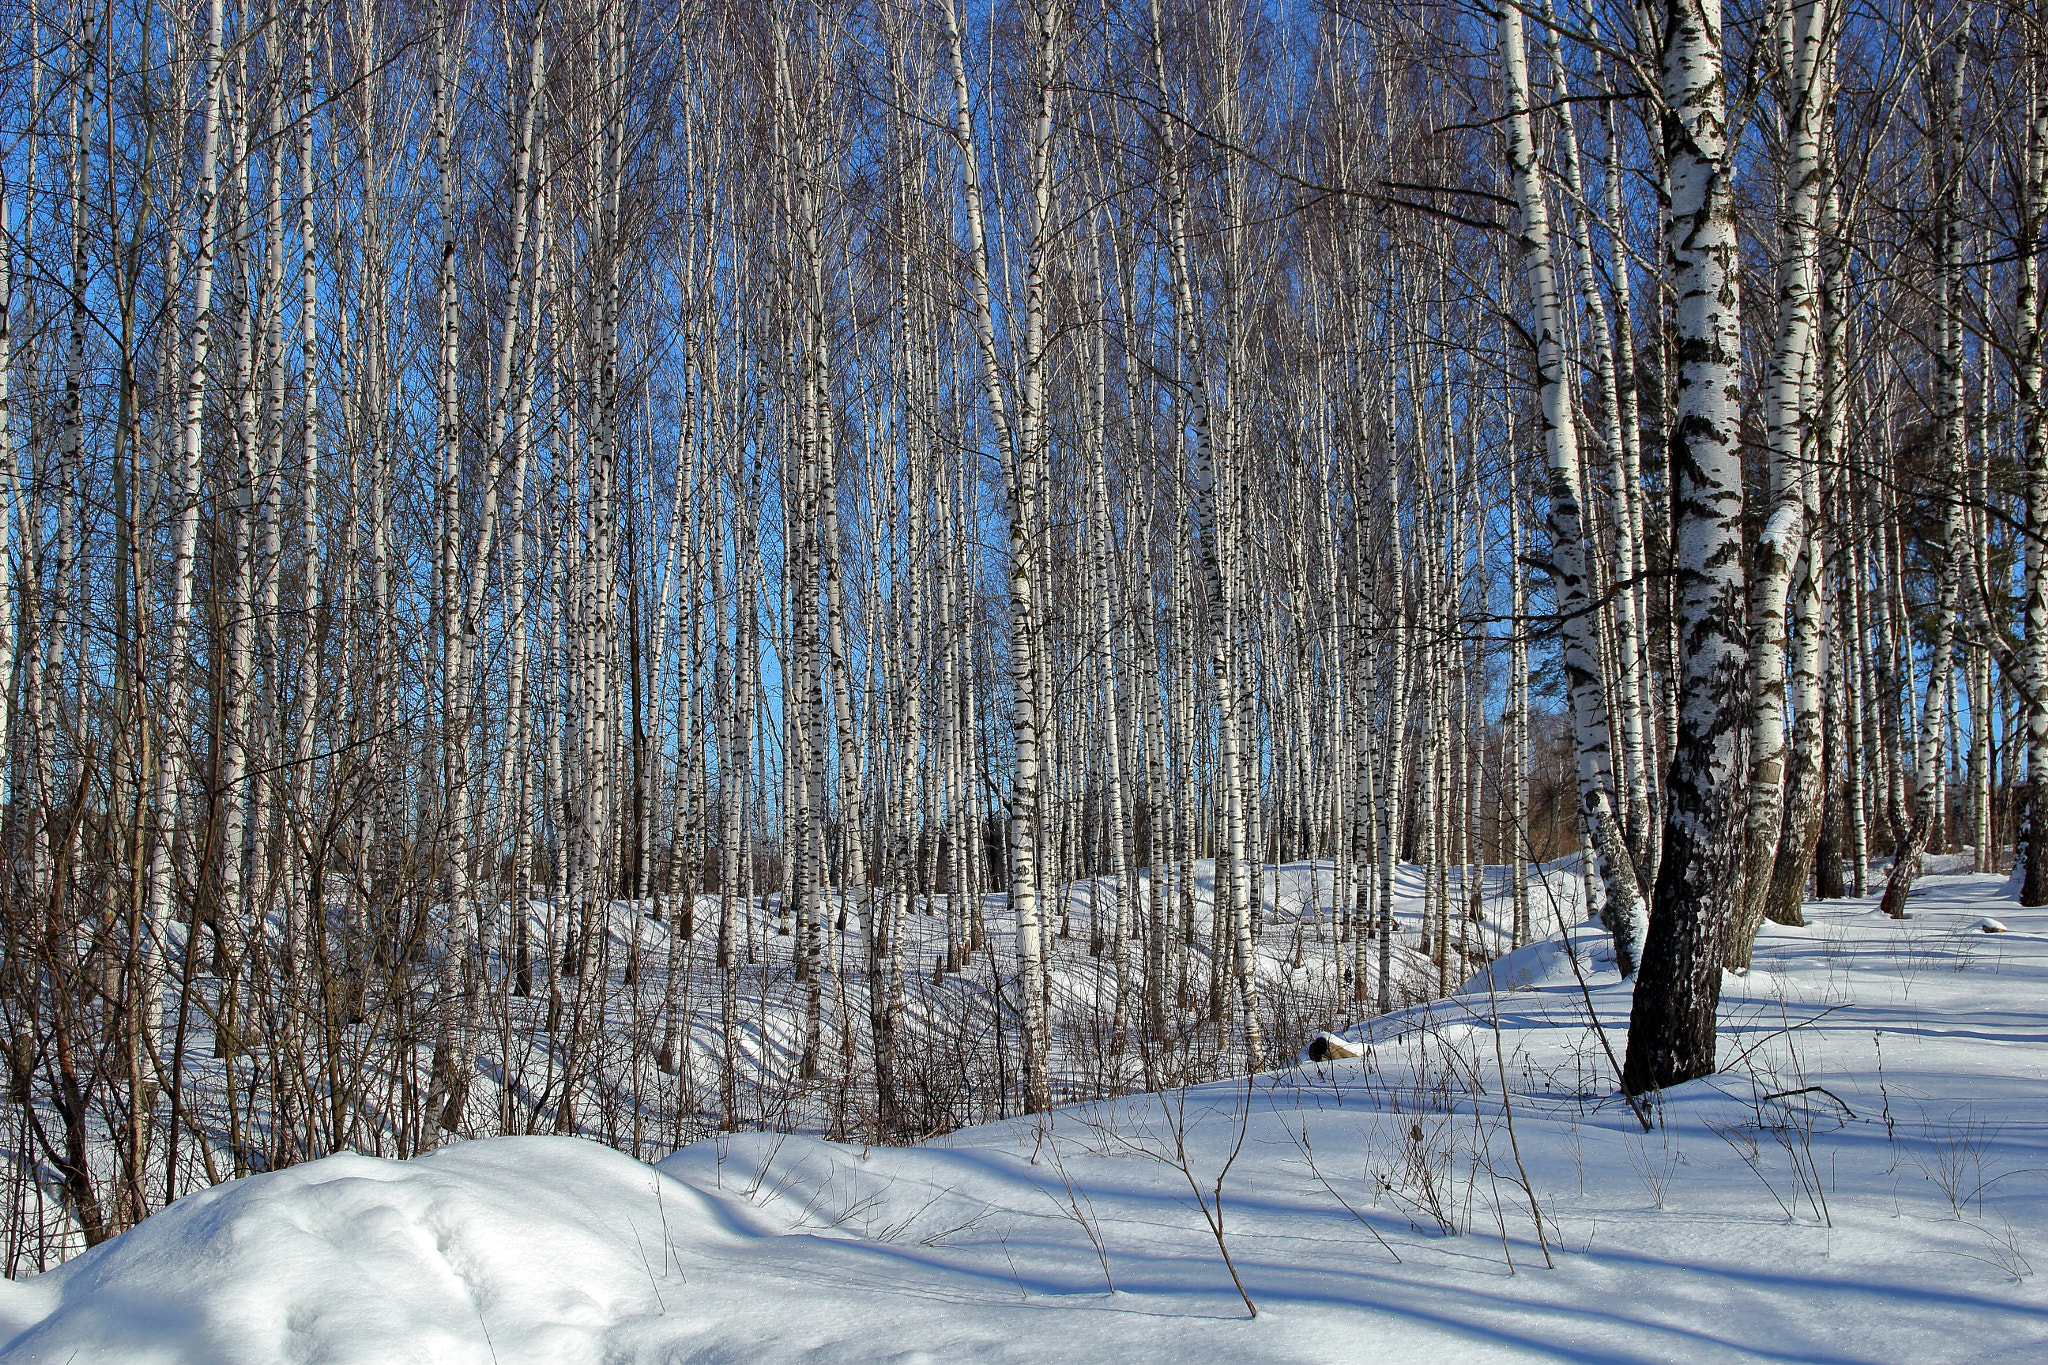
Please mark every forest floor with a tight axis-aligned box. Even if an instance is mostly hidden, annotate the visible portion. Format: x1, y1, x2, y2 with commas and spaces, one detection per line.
0, 866, 2043, 1363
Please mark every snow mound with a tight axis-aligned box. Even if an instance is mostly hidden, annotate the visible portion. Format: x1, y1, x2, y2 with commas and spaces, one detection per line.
1458, 925, 1609, 997
0, 1136, 756, 1364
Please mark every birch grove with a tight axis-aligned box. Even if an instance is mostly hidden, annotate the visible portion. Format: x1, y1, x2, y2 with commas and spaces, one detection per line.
0, 0, 2036, 1261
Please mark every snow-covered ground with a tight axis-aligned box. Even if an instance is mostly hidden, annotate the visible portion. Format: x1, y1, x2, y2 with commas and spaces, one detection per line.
0, 854, 1527, 1271
3, 869, 2043, 1363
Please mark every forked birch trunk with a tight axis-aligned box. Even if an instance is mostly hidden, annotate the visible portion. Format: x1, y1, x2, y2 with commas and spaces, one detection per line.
1732, 0, 1832, 965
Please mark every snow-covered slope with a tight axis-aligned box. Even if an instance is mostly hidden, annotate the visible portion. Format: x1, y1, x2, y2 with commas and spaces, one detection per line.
4, 873, 2044, 1363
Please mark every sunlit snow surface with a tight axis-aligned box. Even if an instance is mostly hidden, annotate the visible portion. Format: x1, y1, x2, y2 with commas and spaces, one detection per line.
4, 869, 2046, 1363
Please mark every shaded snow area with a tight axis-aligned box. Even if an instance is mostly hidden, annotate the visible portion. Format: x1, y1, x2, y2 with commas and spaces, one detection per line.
5, 872, 2047, 1363
592, 855, 1501, 1119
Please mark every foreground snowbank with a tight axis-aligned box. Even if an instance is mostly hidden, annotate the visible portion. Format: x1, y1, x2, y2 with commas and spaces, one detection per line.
5, 874, 2047, 1363
0, 1137, 774, 1363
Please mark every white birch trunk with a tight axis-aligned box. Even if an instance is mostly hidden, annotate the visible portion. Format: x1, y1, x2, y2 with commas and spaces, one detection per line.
1497, 0, 1645, 975
1624, 0, 1746, 1094
1733, 0, 1832, 964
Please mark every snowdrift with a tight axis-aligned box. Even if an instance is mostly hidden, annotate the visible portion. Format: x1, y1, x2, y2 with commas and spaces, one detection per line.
0, 1138, 766, 1364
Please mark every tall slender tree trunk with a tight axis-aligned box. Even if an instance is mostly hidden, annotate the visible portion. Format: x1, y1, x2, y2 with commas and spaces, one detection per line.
2021, 31, 2048, 905
1732, 0, 1832, 966
1497, 0, 1646, 975
1880, 37, 1968, 920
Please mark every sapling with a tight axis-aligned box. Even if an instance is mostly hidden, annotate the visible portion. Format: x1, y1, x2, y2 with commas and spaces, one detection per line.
1033, 1127, 1115, 1292
1956, 1212, 2035, 1282
1874, 1031, 1899, 1153
1078, 1073, 1258, 1317
1535, 871, 1652, 1131
1705, 993, 1844, 1225
1482, 964, 1553, 1266
1910, 1105, 2007, 1218
625, 1213, 667, 1313
1622, 1095, 1680, 1209
1277, 1111, 1402, 1262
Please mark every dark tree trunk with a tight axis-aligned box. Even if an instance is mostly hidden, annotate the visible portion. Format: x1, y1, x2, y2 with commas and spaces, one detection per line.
1815, 787, 1847, 899
2024, 775, 2048, 906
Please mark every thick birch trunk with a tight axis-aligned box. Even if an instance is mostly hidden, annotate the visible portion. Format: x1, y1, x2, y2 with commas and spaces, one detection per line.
1623, 0, 1745, 1095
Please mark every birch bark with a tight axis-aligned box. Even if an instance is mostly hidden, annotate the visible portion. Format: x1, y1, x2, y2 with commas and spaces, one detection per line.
1733, 0, 1832, 964
2022, 33, 2048, 905
1496, 0, 1645, 975
1623, 0, 1746, 1094
943, 0, 1052, 1111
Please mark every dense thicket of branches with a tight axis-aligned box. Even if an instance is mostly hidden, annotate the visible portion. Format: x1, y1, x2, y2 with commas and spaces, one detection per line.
0, 0, 2032, 1265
